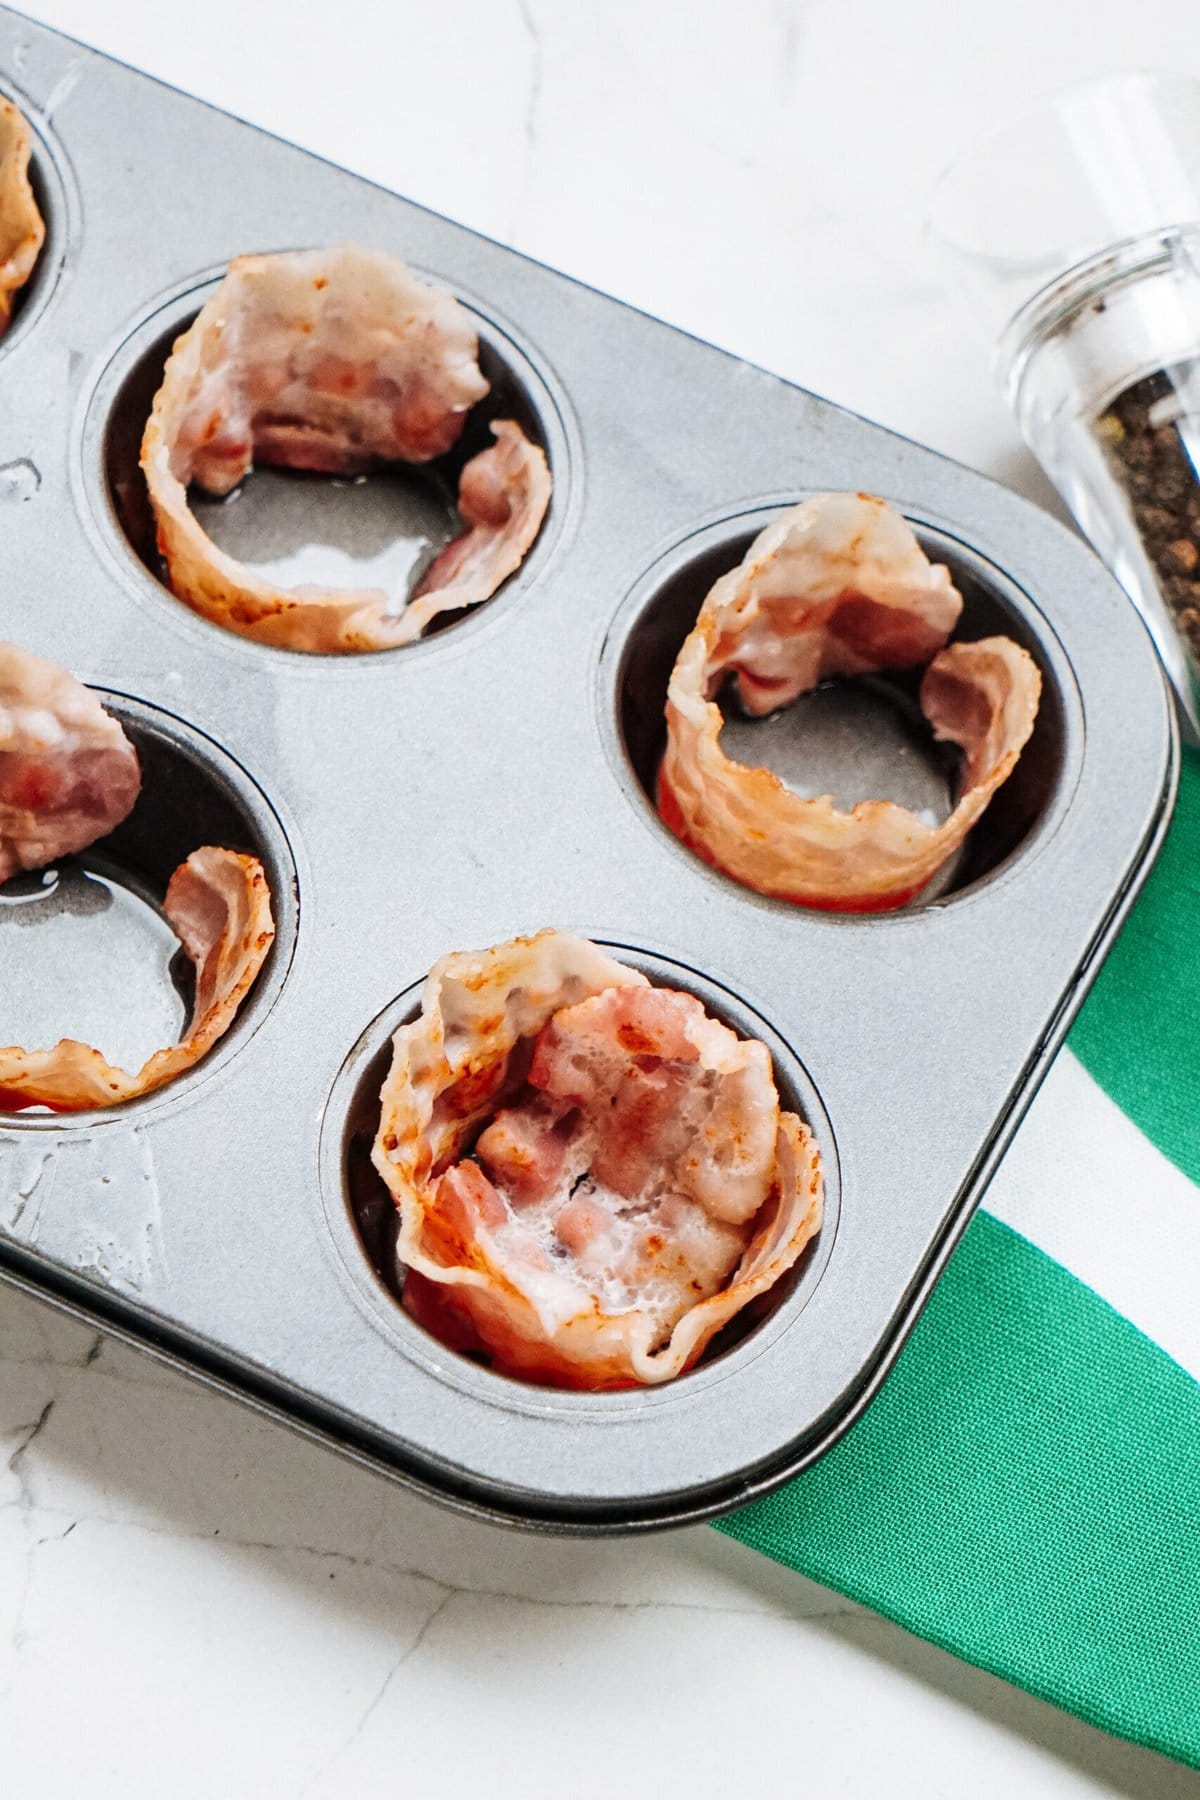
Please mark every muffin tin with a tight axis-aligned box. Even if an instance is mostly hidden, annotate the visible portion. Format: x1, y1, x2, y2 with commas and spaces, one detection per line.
0, 8, 1178, 1531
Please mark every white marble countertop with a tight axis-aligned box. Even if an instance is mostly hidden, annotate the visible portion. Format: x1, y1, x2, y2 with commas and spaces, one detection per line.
4, 2, 1200, 1793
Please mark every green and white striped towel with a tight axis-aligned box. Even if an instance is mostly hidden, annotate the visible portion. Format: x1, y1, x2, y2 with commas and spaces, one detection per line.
720, 747, 1200, 1768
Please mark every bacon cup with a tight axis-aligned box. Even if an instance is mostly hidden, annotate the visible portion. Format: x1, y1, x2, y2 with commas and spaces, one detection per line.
0, 100, 44, 335
659, 493, 1042, 910
0, 644, 275, 1111
371, 930, 824, 1390
140, 245, 552, 651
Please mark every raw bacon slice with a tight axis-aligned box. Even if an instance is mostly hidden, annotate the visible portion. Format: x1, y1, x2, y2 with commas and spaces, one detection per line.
0, 100, 44, 334
0, 847, 274, 1111
0, 641, 140, 883
371, 930, 823, 1389
141, 245, 551, 652
660, 493, 1042, 911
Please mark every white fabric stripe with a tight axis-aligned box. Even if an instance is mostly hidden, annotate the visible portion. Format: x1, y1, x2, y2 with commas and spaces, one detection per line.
983, 1049, 1200, 1383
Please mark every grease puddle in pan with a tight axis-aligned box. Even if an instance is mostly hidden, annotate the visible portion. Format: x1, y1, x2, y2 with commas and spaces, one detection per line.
191, 465, 460, 597
0, 858, 189, 1072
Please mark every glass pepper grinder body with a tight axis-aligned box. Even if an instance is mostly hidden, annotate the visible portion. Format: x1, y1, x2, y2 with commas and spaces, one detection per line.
931, 77, 1200, 741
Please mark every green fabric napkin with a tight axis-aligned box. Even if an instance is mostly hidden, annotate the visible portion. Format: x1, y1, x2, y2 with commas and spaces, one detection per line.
719, 747, 1200, 1768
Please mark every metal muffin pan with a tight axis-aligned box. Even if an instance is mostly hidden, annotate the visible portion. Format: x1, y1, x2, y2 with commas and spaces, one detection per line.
0, 8, 1178, 1532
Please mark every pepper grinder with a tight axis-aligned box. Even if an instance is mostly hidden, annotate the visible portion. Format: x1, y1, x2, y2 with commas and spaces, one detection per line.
929, 73, 1200, 743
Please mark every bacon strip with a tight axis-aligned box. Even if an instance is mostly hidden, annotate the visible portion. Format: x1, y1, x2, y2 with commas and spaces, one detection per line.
141, 245, 550, 652
0, 847, 274, 1111
404, 421, 552, 636
660, 493, 1042, 910
372, 930, 823, 1389
0, 642, 141, 884
0, 100, 44, 335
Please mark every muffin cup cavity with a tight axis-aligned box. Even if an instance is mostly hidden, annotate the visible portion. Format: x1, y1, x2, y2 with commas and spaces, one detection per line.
608, 506, 1079, 913
79, 270, 572, 656
0, 83, 71, 353
0, 691, 298, 1127
321, 943, 839, 1399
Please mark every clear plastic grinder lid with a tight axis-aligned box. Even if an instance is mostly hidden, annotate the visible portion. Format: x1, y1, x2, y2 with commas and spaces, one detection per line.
927, 72, 1200, 356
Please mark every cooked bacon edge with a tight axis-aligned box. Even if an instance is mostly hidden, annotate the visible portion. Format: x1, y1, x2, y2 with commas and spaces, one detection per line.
0, 100, 44, 334
0, 847, 274, 1111
0, 641, 141, 884
660, 493, 1042, 910
371, 929, 823, 1388
140, 245, 550, 652
405, 421, 552, 636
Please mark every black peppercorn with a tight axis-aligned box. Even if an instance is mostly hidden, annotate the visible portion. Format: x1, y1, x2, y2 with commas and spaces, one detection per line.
1094, 368, 1200, 663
